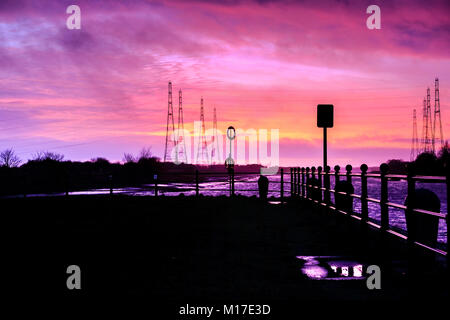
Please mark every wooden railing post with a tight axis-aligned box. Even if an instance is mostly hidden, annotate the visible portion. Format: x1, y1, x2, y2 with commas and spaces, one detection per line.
324, 165, 331, 206
280, 168, 284, 201
231, 167, 235, 196
380, 163, 389, 231
296, 167, 301, 197
195, 170, 199, 197
154, 174, 158, 197
360, 164, 368, 222
317, 166, 323, 203
299, 167, 303, 198
406, 163, 415, 245
290, 168, 293, 197
305, 167, 310, 199
301, 167, 305, 199
334, 165, 340, 184
293, 167, 297, 196
346, 165, 352, 213
334, 165, 340, 206
346, 164, 352, 184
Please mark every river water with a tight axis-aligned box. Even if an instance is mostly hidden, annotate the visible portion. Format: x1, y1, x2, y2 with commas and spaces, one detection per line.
4, 173, 447, 244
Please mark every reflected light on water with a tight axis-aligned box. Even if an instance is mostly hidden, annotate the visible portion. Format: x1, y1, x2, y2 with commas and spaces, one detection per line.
353, 265, 363, 277
297, 256, 366, 280
341, 266, 349, 277
301, 265, 328, 279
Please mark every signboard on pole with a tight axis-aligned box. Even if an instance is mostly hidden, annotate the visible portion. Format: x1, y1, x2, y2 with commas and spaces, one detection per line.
317, 104, 334, 128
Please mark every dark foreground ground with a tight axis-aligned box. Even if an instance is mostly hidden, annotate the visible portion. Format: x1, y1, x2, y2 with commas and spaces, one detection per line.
4, 195, 448, 312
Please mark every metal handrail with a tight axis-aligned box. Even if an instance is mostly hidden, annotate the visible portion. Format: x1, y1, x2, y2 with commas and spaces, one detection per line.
153, 165, 448, 262
156, 168, 287, 199
290, 164, 448, 262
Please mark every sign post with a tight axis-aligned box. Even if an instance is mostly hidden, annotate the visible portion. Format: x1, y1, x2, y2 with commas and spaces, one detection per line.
317, 104, 333, 206
317, 104, 334, 170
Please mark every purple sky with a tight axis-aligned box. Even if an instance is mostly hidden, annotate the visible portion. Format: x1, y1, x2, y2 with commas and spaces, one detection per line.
1, 0, 449, 166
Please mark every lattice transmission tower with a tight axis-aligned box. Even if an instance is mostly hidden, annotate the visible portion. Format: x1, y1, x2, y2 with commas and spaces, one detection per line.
410, 109, 419, 161
174, 89, 188, 164
210, 106, 221, 164
433, 77, 444, 152
164, 81, 175, 162
421, 97, 426, 151
422, 88, 433, 153
196, 97, 209, 164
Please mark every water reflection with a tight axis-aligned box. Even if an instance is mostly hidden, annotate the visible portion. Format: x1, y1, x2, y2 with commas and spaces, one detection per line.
297, 256, 366, 280
302, 265, 329, 279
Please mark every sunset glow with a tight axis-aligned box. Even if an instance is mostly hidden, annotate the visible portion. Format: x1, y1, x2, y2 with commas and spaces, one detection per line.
1, 0, 449, 166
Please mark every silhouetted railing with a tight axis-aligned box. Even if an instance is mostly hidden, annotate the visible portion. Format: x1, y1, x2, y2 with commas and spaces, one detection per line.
290, 164, 448, 262
154, 168, 286, 200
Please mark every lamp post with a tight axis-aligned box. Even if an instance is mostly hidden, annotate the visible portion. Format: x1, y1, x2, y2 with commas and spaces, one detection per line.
225, 126, 236, 197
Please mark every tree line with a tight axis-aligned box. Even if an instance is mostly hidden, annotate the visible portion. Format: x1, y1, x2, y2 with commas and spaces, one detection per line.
375, 142, 450, 175
0, 147, 189, 196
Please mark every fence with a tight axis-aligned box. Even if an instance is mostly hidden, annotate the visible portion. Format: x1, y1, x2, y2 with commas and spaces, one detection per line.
289, 164, 448, 264
154, 168, 286, 200
153, 165, 447, 261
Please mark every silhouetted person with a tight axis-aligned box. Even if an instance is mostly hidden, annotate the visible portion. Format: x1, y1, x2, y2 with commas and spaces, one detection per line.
258, 175, 269, 200
404, 188, 440, 248
334, 180, 354, 213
